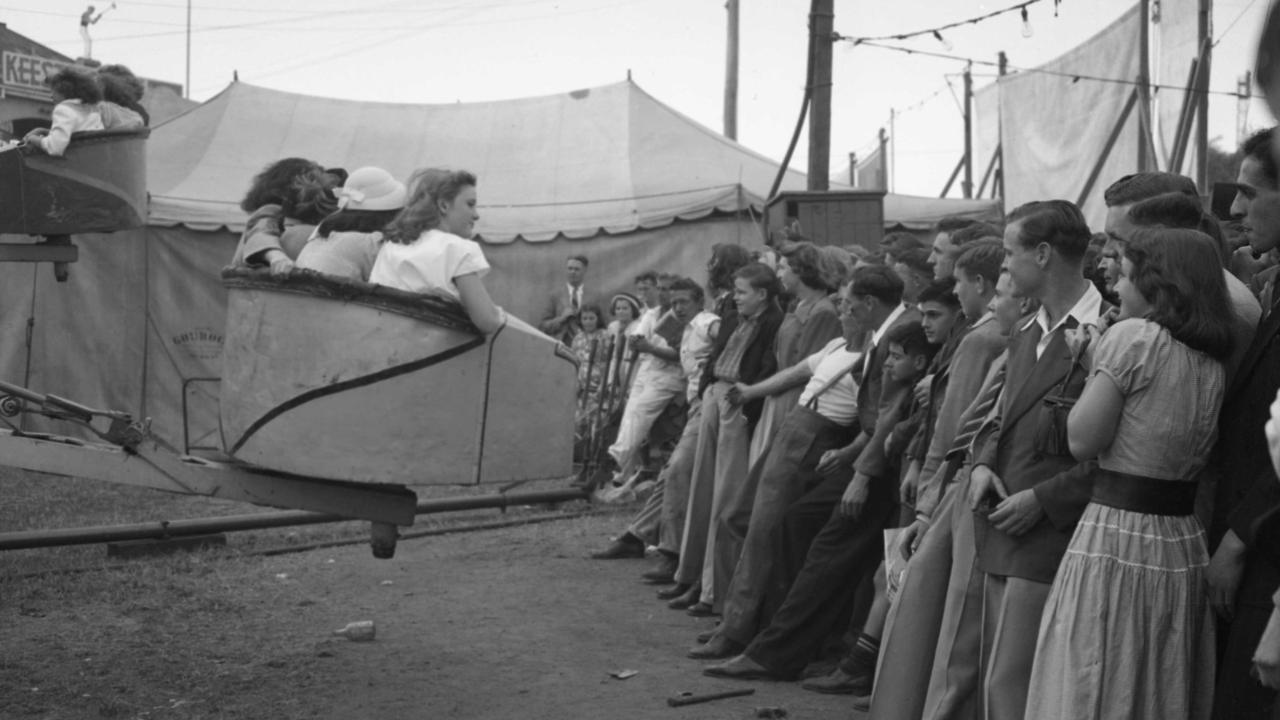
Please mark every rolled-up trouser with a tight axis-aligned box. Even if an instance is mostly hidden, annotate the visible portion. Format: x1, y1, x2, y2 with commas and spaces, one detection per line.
717, 405, 856, 642
623, 399, 702, 549
674, 381, 751, 597
607, 371, 684, 481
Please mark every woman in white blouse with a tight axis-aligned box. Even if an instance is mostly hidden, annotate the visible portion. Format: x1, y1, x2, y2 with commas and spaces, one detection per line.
369, 169, 505, 334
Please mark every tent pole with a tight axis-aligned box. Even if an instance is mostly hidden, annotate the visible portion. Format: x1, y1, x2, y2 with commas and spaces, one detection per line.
963, 62, 974, 198
724, 0, 739, 139
1138, 0, 1151, 171
1077, 89, 1141, 206
20, 265, 38, 432
940, 156, 964, 198
996, 51, 1008, 203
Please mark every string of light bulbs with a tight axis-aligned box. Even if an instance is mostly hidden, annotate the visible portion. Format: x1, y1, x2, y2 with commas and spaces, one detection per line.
834, 0, 1060, 50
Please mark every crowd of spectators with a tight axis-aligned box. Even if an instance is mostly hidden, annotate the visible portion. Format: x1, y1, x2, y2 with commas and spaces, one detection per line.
581, 127, 1280, 720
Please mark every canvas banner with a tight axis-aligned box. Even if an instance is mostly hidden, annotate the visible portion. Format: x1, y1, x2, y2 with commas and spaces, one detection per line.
1153, 0, 1203, 180
999, 6, 1143, 228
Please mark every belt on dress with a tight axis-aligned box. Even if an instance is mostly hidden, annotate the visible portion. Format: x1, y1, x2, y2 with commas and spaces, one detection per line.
1090, 468, 1197, 517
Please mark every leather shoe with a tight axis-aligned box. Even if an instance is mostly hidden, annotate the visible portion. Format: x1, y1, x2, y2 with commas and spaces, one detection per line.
589, 534, 644, 560
667, 583, 701, 610
703, 654, 775, 681
656, 583, 691, 600
686, 601, 718, 617
687, 635, 744, 660
640, 555, 678, 584
695, 628, 720, 644
800, 667, 872, 695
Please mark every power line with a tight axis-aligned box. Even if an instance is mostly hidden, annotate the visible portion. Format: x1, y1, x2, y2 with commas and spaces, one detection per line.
27, 0, 638, 45
1213, 0, 1262, 47
852, 40, 1264, 100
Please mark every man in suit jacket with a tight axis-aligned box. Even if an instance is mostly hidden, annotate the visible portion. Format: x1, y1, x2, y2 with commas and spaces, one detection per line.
702, 265, 921, 679
964, 200, 1102, 720
1210, 127, 1280, 720
538, 254, 592, 343
853, 240, 1009, 713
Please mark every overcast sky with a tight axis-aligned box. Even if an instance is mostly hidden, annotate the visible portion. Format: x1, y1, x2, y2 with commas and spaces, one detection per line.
2, 0, 1273, 197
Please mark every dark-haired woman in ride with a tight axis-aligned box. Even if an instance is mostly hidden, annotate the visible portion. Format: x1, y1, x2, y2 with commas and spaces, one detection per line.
98, 64, 149, 126
1025, 228, 1233, 720
23, 66, 103, 156
369, 168, 504, 334
231, 157, 336, 274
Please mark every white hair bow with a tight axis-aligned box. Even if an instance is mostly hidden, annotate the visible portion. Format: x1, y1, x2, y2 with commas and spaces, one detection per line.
336, 187, 365, 210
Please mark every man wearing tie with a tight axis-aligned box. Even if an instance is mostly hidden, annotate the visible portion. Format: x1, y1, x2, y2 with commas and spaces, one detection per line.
964, 200, 1103, 720
540, 255, 591, 344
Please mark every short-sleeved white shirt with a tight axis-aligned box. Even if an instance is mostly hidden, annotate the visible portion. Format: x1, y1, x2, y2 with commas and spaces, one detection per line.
369, 228, 489, 299
680, 311, 719, 401
797, 337, 862, 426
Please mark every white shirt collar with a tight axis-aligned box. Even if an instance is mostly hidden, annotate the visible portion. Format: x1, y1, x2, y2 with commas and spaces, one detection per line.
1022, 282, 1103, 335
871, 302, 909, 346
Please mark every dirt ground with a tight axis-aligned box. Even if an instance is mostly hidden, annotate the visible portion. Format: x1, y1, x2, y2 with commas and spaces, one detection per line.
1, 508, 862, 720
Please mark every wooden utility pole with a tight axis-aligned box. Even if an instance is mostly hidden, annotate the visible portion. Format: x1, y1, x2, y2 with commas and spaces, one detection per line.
724, 0, 740, 140
889, 108, 896, 192
1195, 0, 1211, 191
807, 0, 834, 190
877, 127, 889, 190
1138, 0, 1152, 171
963, 62, 974, 198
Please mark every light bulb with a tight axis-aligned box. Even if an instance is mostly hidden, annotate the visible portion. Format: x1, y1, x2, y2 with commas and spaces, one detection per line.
1021, 7, 1034, 38
932, 30, 954, 51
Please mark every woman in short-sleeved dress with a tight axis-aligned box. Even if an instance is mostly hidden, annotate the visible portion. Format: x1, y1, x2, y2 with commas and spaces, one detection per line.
1025, 228, 1234, 720
369, 169, 504, 334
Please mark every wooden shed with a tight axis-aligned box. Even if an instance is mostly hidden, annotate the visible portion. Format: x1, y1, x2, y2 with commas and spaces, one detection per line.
765, 189, 887, 250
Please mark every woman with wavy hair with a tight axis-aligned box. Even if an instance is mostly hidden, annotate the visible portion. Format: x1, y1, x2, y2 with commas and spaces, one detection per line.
230, 157, 335, 274
1025, 228, 1233, 720
369, 168, 504, 334
23, 66, 103, 156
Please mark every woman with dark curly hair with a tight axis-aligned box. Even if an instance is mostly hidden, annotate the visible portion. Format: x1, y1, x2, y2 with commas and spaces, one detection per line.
369, 168, 504, 334
98, 64, 149, 125
230, 157, 336, 274
1025, 227, 1233, 720
23, 66, 104, 156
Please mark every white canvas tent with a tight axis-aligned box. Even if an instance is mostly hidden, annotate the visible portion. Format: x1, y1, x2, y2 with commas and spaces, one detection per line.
0, 79, 999, 451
